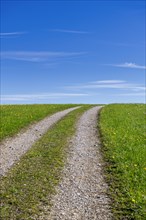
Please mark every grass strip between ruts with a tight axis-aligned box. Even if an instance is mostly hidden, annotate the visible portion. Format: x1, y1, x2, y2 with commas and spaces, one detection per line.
0, 105, 93, 220
99, 104, 146, 220
0, 104, 79, 142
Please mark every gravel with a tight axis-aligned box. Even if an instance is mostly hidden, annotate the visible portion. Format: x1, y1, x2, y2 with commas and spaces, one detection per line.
39, 106, 112, 220
0, 106, 80, 176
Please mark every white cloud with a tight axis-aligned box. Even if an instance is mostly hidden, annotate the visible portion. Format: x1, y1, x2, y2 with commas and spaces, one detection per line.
0, 32, 26, 37
114, 92, 145, 96
91, 80, 126, 84
1, 93, 89, 102
1, 51, 87, 62
65, 80, 146, 92
49, 29, 89, 34
108, 62, 146, 69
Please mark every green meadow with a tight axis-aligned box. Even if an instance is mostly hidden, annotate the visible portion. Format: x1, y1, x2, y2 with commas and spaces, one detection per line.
0, 103, 145, 219
99, 104, 146, 219
0, 104, 78, 142
0, 105, 92, 219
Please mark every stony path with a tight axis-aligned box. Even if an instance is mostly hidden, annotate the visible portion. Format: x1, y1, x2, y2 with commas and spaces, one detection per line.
39, 106, 112, 220
0, 106, 80, 176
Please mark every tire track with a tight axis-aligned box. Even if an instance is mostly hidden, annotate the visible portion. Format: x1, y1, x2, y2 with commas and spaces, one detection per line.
40, 106, 112, 220
0, 106, 80, 176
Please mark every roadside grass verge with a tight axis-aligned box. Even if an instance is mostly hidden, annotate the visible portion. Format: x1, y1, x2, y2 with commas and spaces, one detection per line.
99, 104, 146, 219
0, 105, 93, 220
0, 104, 79, 142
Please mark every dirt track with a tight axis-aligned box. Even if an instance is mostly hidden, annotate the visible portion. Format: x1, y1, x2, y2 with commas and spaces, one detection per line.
0, 107, 80, 176
39, 106, 112, 220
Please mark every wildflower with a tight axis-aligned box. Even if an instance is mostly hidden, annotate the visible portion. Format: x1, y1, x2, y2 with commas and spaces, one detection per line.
134, 164, 137, 167
132, 198, 136, 203
144, 168, 146, 170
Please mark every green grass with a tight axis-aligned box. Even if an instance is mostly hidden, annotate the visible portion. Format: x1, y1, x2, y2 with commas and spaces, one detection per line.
99, 104, 146, 219
0, 104, 79, 142
0, 105, 92, 220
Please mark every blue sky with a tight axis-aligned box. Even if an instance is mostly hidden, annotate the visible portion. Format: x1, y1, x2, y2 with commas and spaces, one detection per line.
1, 0, 145, 104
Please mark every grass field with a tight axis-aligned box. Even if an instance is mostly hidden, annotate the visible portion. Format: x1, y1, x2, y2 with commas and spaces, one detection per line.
99, 104, 146, 219
1, 103, 145, 219
0, 104, 78, 142
0, 105, 92, 219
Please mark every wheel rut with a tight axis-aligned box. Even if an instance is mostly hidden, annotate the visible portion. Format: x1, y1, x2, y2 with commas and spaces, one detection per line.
39, 106, 112, 220
0, 107, 80, 176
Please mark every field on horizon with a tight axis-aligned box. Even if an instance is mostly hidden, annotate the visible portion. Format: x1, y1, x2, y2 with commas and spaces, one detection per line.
0, 103, 145, 219
0, 105, 92, 219
0, 104, 79, 142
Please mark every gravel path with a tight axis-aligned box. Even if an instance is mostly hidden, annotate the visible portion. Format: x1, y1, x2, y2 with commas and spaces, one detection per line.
0, 106, 80, 176
40, 106, 112, 220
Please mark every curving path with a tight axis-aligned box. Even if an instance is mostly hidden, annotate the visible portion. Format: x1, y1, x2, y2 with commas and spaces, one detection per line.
39, 106, 112, 220
0, 106, 80, 176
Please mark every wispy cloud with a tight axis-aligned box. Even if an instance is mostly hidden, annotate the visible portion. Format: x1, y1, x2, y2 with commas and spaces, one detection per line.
90, 80, 125, 84
65, 80, 146, 92
49, 29, 89, 34
114, 92, 145, 97
1, 93, 89, 102
1, 51, 87, 62
107, 62, 146, 69
0, 32, 26, 37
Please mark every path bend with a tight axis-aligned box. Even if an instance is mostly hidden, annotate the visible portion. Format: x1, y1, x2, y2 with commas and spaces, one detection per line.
0, 106, 80, 176
40, 106, 112, 220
